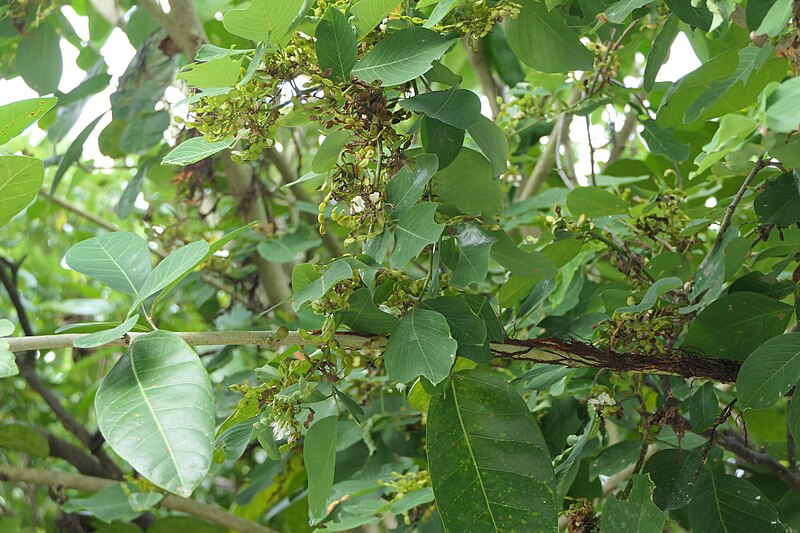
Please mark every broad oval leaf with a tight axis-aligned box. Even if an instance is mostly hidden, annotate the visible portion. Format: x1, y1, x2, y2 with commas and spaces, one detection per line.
490, 229, 556, 280
129, 241, 210, 313
384, 308, 456, 384
222, 0, 305, 46
14, 23, 62, 95
0, 155, 44, 226
399, 89, 481, 129
386, 153, 439, 215
352, 27, 455, 87
683, 291, 792, 362
688, 471, 783, 532
643, 448, 703, 510
566, 186, 629, 217
468, 115, 509, 178
292, 260, 353, 311
316, 7, 357, 83
351, 0, 400, 37
737, 333, 800, 409
65, 232, 152, 297
755, 173, 800, 227
601, 474, 666, 533
0, 97, 58, 145
390, 202, 445, 269
432, 148, 504, 219
338, 288, 397, 334
427, 370, 557, 532
305, 416, 338, 521
95, 331, 215, 496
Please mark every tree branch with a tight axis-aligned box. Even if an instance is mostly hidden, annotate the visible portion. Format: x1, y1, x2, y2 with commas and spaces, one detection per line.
4, 330, 742, 382
0, 464, 278, 533
713, 429, 800, 493
464, 39, 501, 119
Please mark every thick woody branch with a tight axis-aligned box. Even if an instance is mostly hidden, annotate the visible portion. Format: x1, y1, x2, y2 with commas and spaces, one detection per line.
5, 330, 741, 382
713, 429, 800, 493
0, 465, 277, 533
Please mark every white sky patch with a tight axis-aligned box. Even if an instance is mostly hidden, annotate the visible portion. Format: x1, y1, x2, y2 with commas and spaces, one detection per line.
656, 31, 701, 82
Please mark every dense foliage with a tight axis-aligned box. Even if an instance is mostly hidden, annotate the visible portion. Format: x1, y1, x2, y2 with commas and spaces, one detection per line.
1, 0, 800, 531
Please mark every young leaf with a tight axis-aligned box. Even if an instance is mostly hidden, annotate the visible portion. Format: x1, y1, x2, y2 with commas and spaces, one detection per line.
73, 315, 140, 349
764, 77, 800, 133
451, 224, 496, 287
65, 232, 152, 297
737, 333, 800, 409
427, 370, 557, 532
222, 0, 305, 46
506, 0, 593, 73
385, 153, 439, 215
162, 137, 235, 166
684, 291, 792, 362
0, 156, 44, 226
351, 0, 401, 37
567, 186, 629, 217
292, 260, 353, 311
305, 416, 338, 522
384, 308, 456, 384
390, 202, 444, 268
601, 474, 665, 533
351, 27, 455, 86
689, 471, 782, 532
399, 89, 481, 129
177, 56, 242, 89
315, 7, 357, 83
0, 97, 58, 145
95, 331, 215, 496
128, 241, 210, 313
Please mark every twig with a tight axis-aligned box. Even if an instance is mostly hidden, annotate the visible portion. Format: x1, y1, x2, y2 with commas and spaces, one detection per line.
585, 116, 596, 186
710, 155, 767, 255
0, 465, 277, 533
713, 429, 800, 493
4, 330, 743, 382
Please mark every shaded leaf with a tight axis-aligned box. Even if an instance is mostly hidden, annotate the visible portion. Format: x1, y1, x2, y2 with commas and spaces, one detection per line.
421, 116, 464, 169
305, 416, 338, 521
603, 0, 654, 23
617, 277, 682, 313
689, 471, 782, 532
386, 153, 439, 215
602, 474, 666, 533
390, 202, 444, 268
427, 370, 557, 532
73, 315, 140, 349
490, 229, 556, 280
643, 448, 703, 510
641, 120, 690, 162
14, 24, 62, 95
432, 148, 503, 219
755, 173, 800, 226
689, 382, 718, 431
451, 224, 496, 287
400, 89, 481, 129
567, 186, 629, 217
384, 308, 456, 384
643, 14, 679, 91
468, 114, 509, 178
737, 333, 800, 409
338, 288, 397, 334
0, 156, 44, 226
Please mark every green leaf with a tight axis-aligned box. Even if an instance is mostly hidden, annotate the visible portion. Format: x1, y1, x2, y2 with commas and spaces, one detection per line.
390, 202, 444, 268
52, 114, 105, 194
73, 315, 140, 349
305, 416, 338, 522
737, 333, 800, 409
351, 27, 455, 87
684, 292, 792, 361
601, 474, 666, 533
386, 153, 439, 215
0, 97, 58, 145
754, 0, 792, 36
222, 0, 305, 46
312, 130, 351, 174
755, 173, 800, 226
194, 45, 254, 62
506, 0, 593, 73
421, 116, 464, 169
683, 44, 774, 124
603, 0, 653, 23
119, 111, 170, 154
689, 471, 782, 533
338, 288, 397, 334
451, 224, 496, 287
0, 156, 44, 226
384, 308, 456, 384
664, 0, 712, 30
658, 46, 785, 128
257, 224, 322, 263
351, 0, 400, 37
400, 89, 481, 129
643, 14, 679, 91
432, 148, 503, 218
427, 370, 557, 532
567, 186, 629, 217
693, 114, 758, 175
214, 416, 256, 463
617, 277, 683, 313
65, 232, 152, 297
589, 441, 641, 480
14, 23, 62, 95
789, 392, 800, 443
316, 7, 357, 83
95, 331, 215, 496
420, 295, 487, 347
61, 484, 141, 523
640, 120, 690, 162
0, 320, 13, 337
292, 260, 353, 311
0, 341, 18, 378
129, 241, 210, 313
643, 448, 703, 510
177, 56, 242, 89
764, 77, 800, 133
162, 137, 235, 166
468, 115, 509, 178
464, 294, 504, 342
0, 423, 49, 457
689, 382, 718, 431
490, 229, 556, 280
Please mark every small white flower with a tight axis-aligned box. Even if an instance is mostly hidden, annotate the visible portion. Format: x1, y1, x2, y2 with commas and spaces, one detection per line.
350, 195, 366, 214
271, 420, 292, 441
396, 383, 406, 392
369, 191, 381, 204
588, 392, 616, 407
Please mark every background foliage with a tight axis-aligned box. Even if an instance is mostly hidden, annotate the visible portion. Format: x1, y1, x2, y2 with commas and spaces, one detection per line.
1, 0, 800, 531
